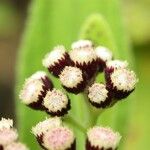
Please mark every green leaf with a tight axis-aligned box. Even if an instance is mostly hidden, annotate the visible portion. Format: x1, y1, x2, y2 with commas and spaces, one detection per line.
80, 14, 116, 50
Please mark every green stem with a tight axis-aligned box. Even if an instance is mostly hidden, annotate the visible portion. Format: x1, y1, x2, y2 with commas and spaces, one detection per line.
63, 114, 86, 133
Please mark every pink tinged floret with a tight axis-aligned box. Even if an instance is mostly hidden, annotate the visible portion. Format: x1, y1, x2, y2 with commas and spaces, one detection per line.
47, 129, 68, 147
0, 129, 18, 146
0, 118, 18, 146
43, 127, 75, 150
19, 71, 53, 110
4, 142, 29, 150
87, 126, 121, 150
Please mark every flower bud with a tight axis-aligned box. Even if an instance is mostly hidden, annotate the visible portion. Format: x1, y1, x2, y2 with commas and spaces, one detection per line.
107, 68, 138, 100
88, 83, 112, 108
0, 118, 13, 130
95, 46, 113, 72
70, 40, 98, 79
0, 118, 18, 147
43, 89, 70, 116
5, 142, 29, 150
59, 66, 87, 94
19, 71, 53, 110
105, 60, 128, 82
86, 126, 121, 150
32, 117, 62, 149
71, 39, 93, 50
106, 60, 128, 70
42, 127, 75, 150
0, 129, 18, 147
32, 117, 62, 137
42, 46, 71, 77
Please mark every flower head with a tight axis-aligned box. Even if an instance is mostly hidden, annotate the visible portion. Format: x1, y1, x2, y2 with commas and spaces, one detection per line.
106, 60, 128, 70
5, 142, 29, 150
0, 118, 18, 146
0, 118, 13, 130
32, 117, 62, 137
105, 60, 129, 82
111, 69, 137, 92
59, 66, 86, 94
88, 83, 112, 108
69, 46, 97, 65
70, 40, 98, 79
19, 71, 53, 110
0, 129, 18, 146
71, 39, 93, 50
42, 127, 75, 150
43, 89, 70, 116
86, 126, 121, 150
32, 118, 75, 150
43, 46, 71, 77
107, 68, 138, 100
95, 46, 113, 71
95, 46, 113, 62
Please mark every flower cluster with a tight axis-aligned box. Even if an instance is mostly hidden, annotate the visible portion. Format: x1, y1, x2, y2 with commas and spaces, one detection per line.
32, 117, 75, 150
19, 39, 138, 150
32, 117, 121, 150
0, 118, 29, 150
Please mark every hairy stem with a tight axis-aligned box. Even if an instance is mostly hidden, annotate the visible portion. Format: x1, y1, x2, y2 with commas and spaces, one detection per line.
64, 115, 86, 133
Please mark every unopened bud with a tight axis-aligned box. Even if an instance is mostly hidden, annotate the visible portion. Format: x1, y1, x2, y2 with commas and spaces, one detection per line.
95, 46, 113, 72
0, 118, 18, 146
5, 142, 29, 150
32, 117, 62, 137
107, 68, 138, 100
71, 40, 93, 50
88, 83, 112, 108
19, 71, 53, 110
42, 127, 75, 150
32, 117, 62, 149
86, 126, 121, 150
43, 46, 71, 77
59, 66, 87, 94
70, 40, 98, 79
43, 89, 70, 116
105, 60, 128, 82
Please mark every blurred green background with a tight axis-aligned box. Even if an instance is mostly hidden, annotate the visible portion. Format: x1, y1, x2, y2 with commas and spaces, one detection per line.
0, 0, 149, 149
